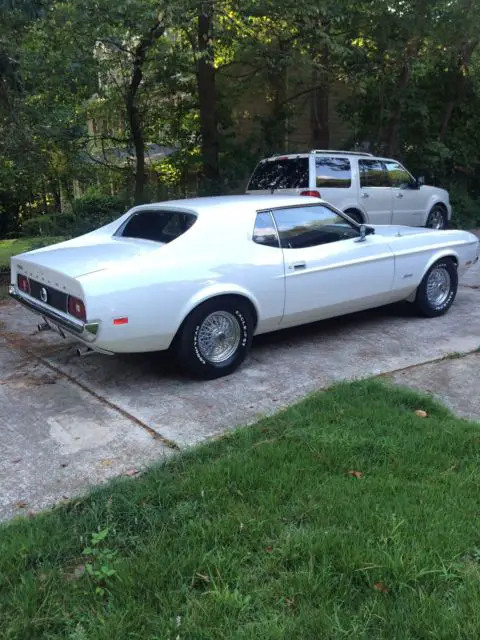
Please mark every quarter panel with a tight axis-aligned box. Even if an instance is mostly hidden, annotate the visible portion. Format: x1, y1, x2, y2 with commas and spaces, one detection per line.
79, 234, 286, 352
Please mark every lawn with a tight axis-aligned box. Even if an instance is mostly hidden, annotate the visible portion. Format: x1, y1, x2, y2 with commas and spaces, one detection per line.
1, 379, 480, 639
0, 236, 65, 271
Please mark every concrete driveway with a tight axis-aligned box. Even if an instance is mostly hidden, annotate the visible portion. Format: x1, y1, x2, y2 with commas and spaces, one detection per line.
1, 259, 479, 520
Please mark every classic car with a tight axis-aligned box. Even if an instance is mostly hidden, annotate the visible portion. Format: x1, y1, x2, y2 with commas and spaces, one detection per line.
9, 195, 479, 379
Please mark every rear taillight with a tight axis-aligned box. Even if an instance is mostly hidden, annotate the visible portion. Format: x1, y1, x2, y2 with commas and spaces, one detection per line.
300, 189, 321, 198
17, 274, 30, 294
68, 296, 86, 322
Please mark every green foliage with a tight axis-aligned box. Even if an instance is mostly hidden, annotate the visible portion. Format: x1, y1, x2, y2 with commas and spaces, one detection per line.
72, 194, 127, 225
82, 527, 118, 597
449, 185, 480, 229
68, 194, 128, 235
21, 213, 76, 237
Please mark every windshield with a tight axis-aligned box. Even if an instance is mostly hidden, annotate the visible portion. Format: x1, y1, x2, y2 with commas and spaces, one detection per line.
248, 157, 309, 190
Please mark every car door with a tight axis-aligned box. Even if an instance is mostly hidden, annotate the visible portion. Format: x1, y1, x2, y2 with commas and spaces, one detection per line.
384, 160, 428, 227
271, 204, 395, 327
358, 159, 393, 224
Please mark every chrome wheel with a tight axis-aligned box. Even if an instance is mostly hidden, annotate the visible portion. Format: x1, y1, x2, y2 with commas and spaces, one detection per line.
426, 266, 451, 307
426, 207, 446, 229
197, 311, 241, 364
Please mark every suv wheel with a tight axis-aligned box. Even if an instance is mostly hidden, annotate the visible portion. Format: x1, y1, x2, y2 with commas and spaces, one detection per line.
426, 205, 447, 230
344, 209, 363, 224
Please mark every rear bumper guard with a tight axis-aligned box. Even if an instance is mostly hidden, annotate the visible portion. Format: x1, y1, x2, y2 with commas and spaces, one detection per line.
8, 285, 100, 343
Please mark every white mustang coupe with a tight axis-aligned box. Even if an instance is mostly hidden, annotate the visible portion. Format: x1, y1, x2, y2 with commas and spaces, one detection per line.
9, 195, 479, 379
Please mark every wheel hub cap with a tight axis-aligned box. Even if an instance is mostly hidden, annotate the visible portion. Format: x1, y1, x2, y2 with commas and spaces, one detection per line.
428, 209, 445, 229
197, 311, 241, 364
426, 267, 451, 307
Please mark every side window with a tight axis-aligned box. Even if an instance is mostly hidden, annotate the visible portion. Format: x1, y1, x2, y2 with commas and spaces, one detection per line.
359, 159, 390, 188
247, 158, 309, 190
315, 157, 351, 188
385, 161, 415, 188
272, 205, 359, 249
253, 212, 280, 248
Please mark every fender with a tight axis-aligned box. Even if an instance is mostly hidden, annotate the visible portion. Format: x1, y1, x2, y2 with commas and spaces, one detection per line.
173, 283, 261, 341
422, 194, 451, 225
405, 249, 459, 302
337, 199, 369, 222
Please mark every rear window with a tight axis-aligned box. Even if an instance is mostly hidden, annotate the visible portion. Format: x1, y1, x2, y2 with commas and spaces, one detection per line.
247, 157, 309, 190
315, 157, 351, 188
120, 209, 196, 243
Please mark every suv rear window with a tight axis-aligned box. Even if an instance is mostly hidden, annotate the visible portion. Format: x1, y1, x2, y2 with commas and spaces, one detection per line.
315, 157, 351, 188
247, 157, 309, 190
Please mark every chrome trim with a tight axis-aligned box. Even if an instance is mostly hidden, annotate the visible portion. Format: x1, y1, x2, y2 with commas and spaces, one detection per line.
9, 286, 99, 342
85, 322, 100, 336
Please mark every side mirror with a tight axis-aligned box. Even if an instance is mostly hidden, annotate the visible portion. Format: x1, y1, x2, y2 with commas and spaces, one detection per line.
357, 224, 367, 242
417, 176, 425, 187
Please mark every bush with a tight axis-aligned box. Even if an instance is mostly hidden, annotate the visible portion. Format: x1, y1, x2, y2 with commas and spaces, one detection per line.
21, 195, 129, 239
21, 213, 76, 237
449, 184, 480, 229
72, 194, 127, 226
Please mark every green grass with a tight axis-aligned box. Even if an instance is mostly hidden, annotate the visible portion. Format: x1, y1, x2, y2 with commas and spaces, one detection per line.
0, 236, 65, 271
1, 380, 480, 639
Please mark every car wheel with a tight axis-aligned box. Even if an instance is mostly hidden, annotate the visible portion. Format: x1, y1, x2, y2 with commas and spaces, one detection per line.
344, 209, 363, 224
175, 297, 254, 379
413, 259, 458, 317
425, 205, 447, 229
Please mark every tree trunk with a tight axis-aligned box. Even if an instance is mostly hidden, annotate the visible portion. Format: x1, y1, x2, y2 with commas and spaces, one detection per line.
310, 54, 329, 149
126, 19, 165, 204
384, 37, 421, 155
126, 84, 146, 204
197, 5, 219, 194
439, 39, 479, 142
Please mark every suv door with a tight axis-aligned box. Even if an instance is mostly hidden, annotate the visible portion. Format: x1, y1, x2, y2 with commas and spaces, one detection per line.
271, 203, 395, 326
384, 160, 428, 227
358, 159, 393, 224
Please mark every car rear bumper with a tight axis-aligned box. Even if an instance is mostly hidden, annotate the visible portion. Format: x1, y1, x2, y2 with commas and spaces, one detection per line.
9, 285, 101, 345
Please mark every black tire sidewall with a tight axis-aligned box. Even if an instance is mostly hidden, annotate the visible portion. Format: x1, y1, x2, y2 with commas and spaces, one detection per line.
426, 206, 447, 229
415, 259, 458, 317
177, 298, 253, 379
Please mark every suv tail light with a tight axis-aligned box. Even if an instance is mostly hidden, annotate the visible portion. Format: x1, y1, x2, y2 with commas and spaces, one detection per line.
68, 296, 86, 322
17, 274, 30, 294
300, 189, 321, 198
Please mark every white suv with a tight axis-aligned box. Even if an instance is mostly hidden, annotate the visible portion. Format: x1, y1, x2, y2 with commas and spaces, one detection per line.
246, 150, 452, 229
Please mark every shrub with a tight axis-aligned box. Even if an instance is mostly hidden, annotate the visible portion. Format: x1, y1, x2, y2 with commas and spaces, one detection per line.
72, 194, 127, 226
449, 184, 480, 229
21, 213, 77, 237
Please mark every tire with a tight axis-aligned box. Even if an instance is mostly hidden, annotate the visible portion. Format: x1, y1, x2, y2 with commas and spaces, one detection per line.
344, 209, 363, 224
425, 205, 447, 230
412, 259, 458, 317
175, 297, 254, 379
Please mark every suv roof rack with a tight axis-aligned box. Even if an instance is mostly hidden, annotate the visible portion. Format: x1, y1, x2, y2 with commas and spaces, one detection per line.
310, 149, 374, 157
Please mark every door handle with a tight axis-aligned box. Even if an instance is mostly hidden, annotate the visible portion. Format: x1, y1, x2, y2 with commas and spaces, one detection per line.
361, 192, 369, 198
396, 193, 404, 198
292, 261, 306, 271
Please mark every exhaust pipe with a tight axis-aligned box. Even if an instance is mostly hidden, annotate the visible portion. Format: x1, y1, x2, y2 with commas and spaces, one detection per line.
37, 321, 51, 332
76, 346, 96, 358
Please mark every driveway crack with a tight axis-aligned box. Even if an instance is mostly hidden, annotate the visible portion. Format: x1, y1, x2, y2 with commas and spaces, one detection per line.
3, 336, 180, 451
